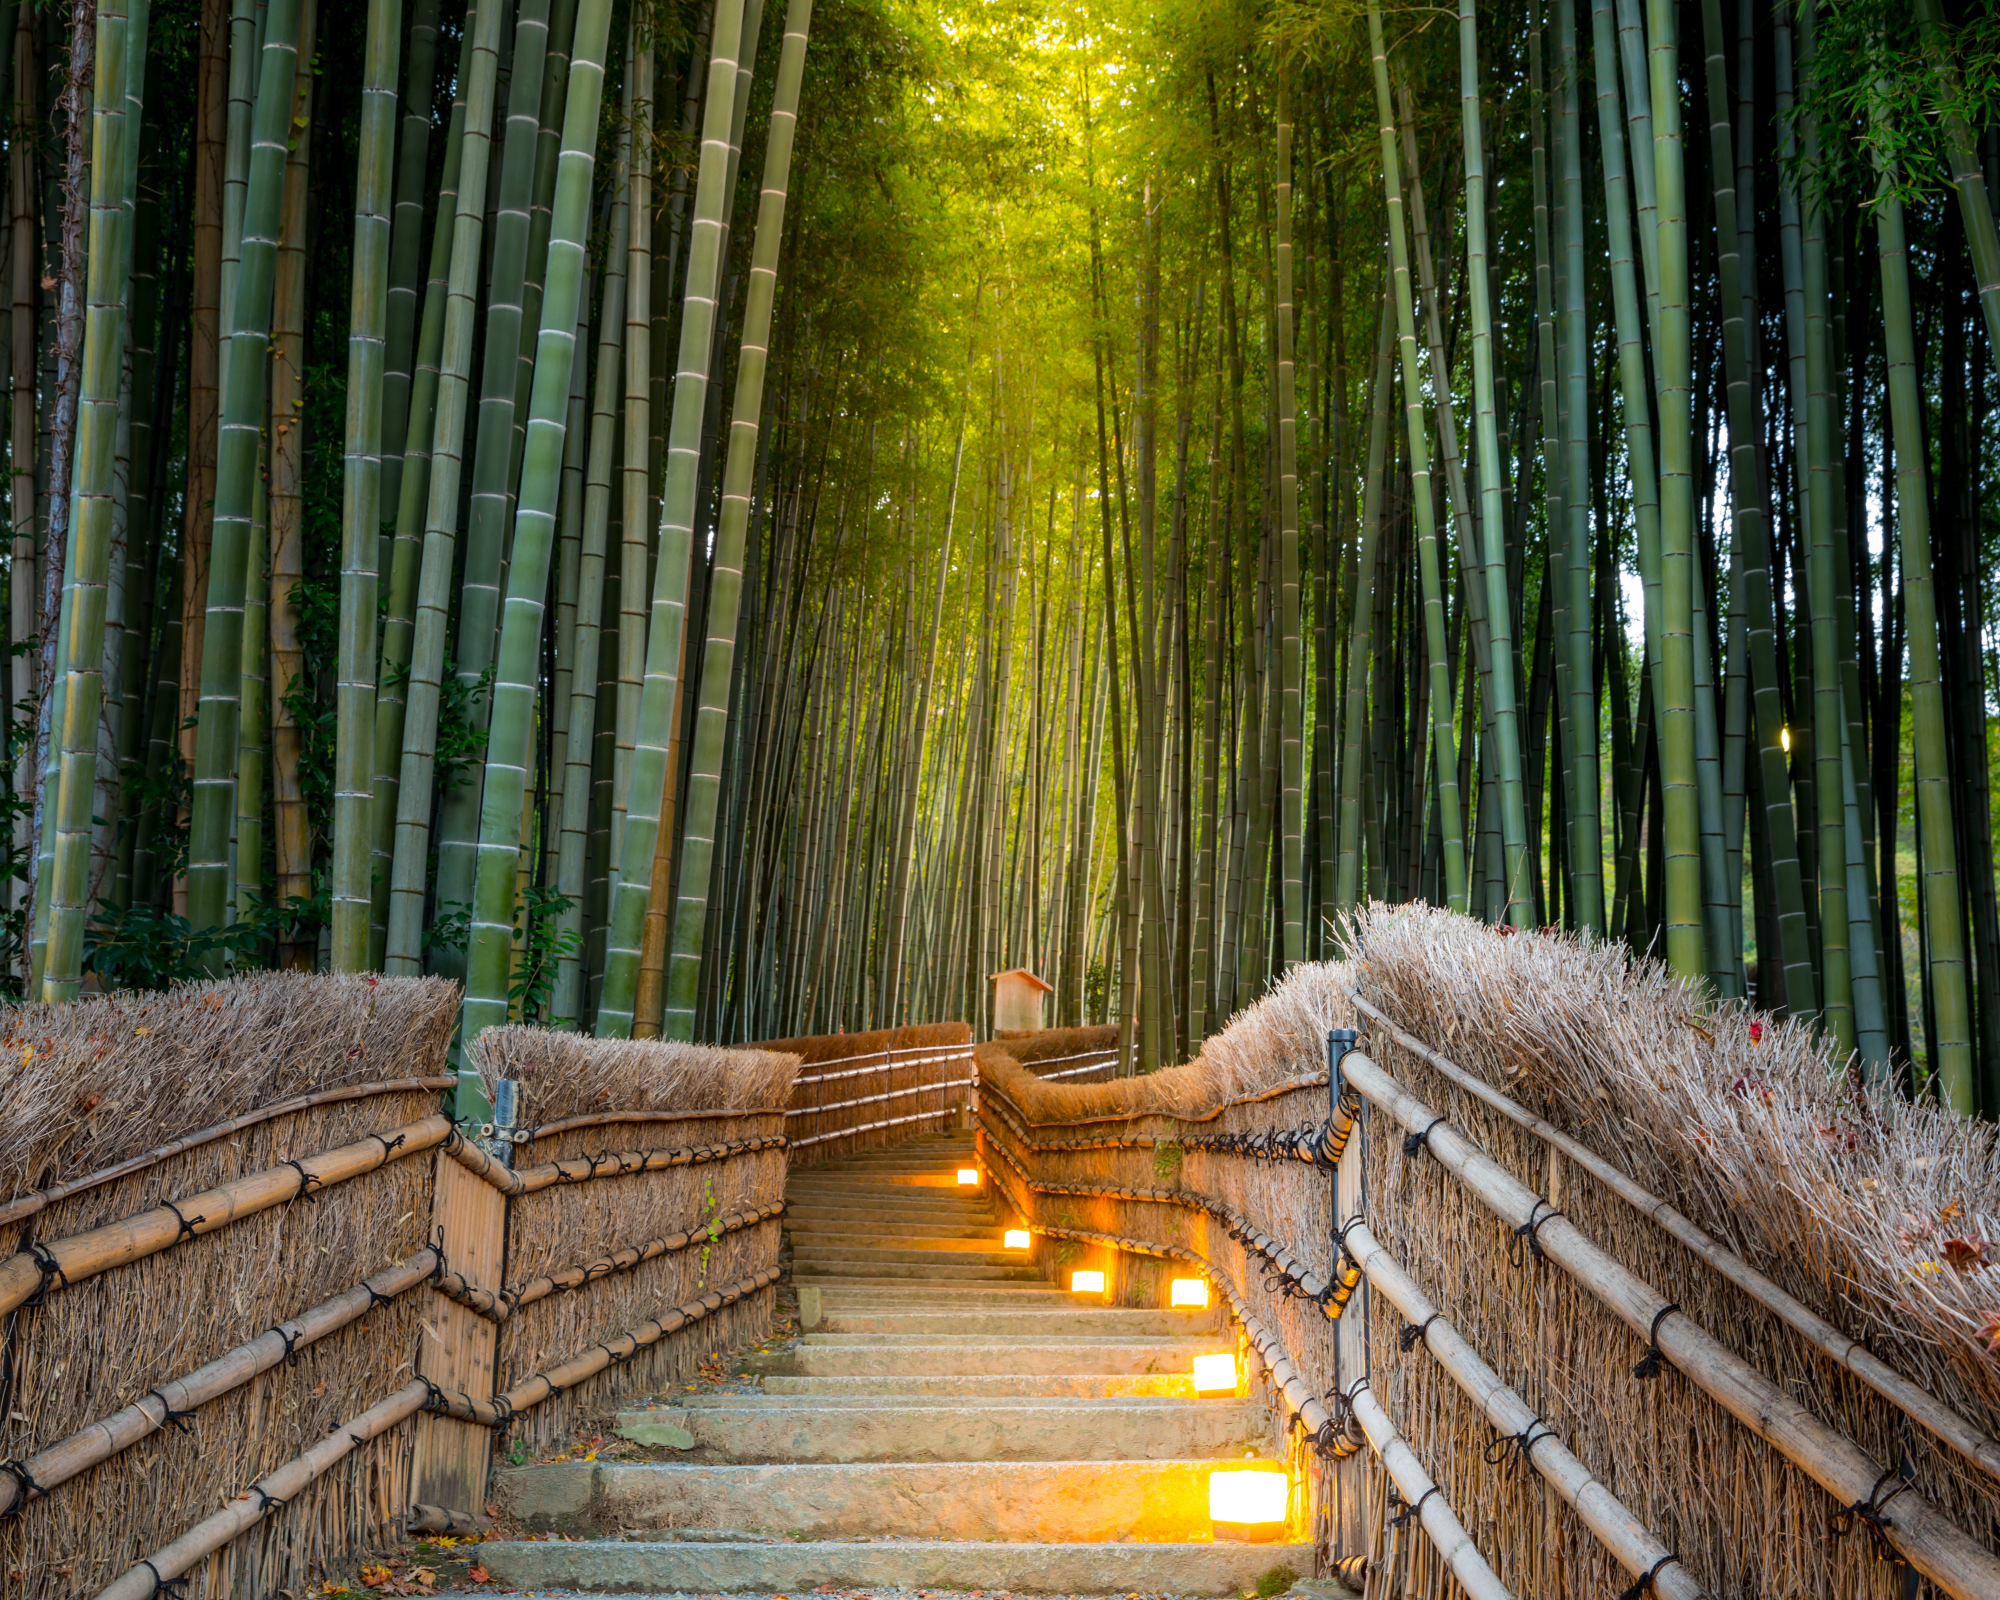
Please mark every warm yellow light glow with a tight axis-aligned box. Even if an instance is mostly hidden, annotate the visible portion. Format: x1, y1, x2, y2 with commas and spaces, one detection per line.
1004, 1229, 1031, 1249
1192, 1352, 1238, 1393
1171, 1277, 1209, 1308
957, 1168, 979, 1185
1209, 1468, 1288, 1526
1070, 1269, 1106, 1293
1780, 725, 1792, 754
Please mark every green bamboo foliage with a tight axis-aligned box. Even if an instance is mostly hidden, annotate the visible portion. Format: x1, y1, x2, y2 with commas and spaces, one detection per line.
459, 0, 615, 1048
595, 0, 749, 1037
1367, 8, 1464, 916
185, 0, 300, 939
1274, 79, 1308, 959
332, 0, 404, 971
382, 0, 507, 974
43, 0, 149, 998
1335, 292, 1392, 911
661, 0, 814, 1038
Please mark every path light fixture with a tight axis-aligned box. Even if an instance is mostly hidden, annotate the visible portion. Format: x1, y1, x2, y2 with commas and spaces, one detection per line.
1208, 1467, 1288, 1542
1069, 1269, 1106, 1294
957, 1168, 979, 1185
1191, 1352, 1237, 1395
1170, 1277, 1209, 1308
1004, 1229, 1031, 1249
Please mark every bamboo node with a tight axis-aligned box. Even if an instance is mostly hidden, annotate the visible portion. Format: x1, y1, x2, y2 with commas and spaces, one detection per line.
1631, 1304, 1679, 1380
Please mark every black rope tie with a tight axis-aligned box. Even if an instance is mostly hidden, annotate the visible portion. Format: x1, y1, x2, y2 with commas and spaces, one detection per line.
362, 1282, 396, 1313
596, 1341, 629, 1367
1831, 1467, 1915, 1546
371, 1131, 408, 1162
1390, 1485, 1441, 1528
23, 1243, 67, 1307
1507, 1200, 1563, 1268
274, 1324, 303, 1366
249, 1485, 289, 1517
1399, 1313, 1439, 1353
279, 1158, 321, 1201
1633, 1304, 1679, 1380
1615, 1553, 1681, 1600
140, 1558, 192, 1598
161, 1199, 205, 1244
0, 1456, 49, 1510
145, 1390, 200, 1435
1402, 1116, 1446, 1161
1481, 1420, 1556, 1472
418, 1376, 452, 1415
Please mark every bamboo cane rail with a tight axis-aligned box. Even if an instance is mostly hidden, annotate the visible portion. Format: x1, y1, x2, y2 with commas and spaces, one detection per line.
1350, 987, 2000, 1483
0, 1114, 452, 1317
785, 1077, 977, 1120
0, 1075, 457, 1228
1339, 1214, 1707, 1600
0, 1250, 443, 1516
526, 1105, 787, 1137
428, 1202, 782, 1322
1339, 1047, 2000, 1599
789, 1105, 966, 1150
512, 1133, 787, 1193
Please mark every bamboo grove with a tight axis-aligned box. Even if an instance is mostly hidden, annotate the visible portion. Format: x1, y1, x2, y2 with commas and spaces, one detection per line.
0, 0, 1997, 1115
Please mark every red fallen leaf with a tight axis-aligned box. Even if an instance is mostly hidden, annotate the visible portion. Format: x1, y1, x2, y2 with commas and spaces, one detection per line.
1941, 1198, 1965, 1225
1748, 1021, 1764, 1044
1495, 924, 1517, 936
1941, 1236, 1991, 1273
74, 1092, 101, 1114
1730, 1077, 1775, 1107
1978, 1310, 2000, 1352
468, 1567, 491, 1585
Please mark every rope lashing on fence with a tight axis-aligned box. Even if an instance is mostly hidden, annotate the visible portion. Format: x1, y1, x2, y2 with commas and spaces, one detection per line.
1334, 1209, 1707, 1597
1347, 986, 2000, 1485
0, 1249, 442, 1517
0, 1114, 452, 1320
1506, 1199, 1563, 1267
519, 1134, 786, 1193
1402, 1115, 1446, 1161
1615, 1553, 1684, 1600
1632, 1305, 1679, 1380
1830, 1467, 1919, 1552
1337, 1046, 2000, 1600
0, 1075, 458, 1230
428, 1204, 784, 1324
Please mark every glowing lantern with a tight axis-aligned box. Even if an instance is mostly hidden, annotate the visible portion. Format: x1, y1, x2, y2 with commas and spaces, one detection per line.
1069, 1269, 1106, 1294
1004, 1229, 1031, 1249
957, 1168, 979, 1185
1191, 1352, 1237, 1394
1171, 1277, 1209, 1308
1209, 1468, 1289, 1541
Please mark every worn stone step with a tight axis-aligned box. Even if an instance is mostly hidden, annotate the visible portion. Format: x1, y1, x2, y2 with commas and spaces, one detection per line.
789, 1243, 1029, 1268
496, 1457, 1280, 1543
474, 1535, 1313, 1597
671, 1391, 1205, 1409
783, 1216, 1003, 1240
781, 1198, 1000, 1221
798, 1331, 1214, 1349
784, 1257, 1041, 1282
748, 1339, 1221, 1377
806, 1284, 1073, 1307
812, 1308, 1201, 1337
613, 1397, 1266, 1462
786, 1171, 986, 1190
760, 1371, 1200, 1397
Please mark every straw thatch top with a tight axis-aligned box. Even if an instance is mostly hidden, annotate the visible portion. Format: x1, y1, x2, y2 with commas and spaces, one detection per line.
470, 1026, 802, 1124
978, 964, 1357, 1123
748, 1021, 970, 1066
0, 972, 459, 1199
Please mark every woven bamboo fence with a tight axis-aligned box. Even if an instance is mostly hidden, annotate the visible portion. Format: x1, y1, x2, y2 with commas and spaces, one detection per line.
1004, 1024, 1120, 1084
973, 908, 2000, 1600
756, 1022, 975, 1166
0, 978, 797, 1599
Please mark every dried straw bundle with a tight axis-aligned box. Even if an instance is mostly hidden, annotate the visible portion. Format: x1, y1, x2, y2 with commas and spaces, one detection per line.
0, 972, 457, 1198
472, 1026, 800, 1123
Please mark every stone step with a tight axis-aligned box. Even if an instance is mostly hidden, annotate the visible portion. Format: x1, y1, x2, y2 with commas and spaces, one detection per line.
782, 1195, 1001, 1219
748, 1339, 1220, 1377
789, 1243, 1028, 1268
782, 1217, 1004, 1240
496, 1457, 1282, 1543
761, 1372, 1200, 1397
474, 1536, 1313, 1597
785, 1172, 987, 1190
614, 1397, 1266, 1462
805, 1283, 1073, 1306
798, 1331, 1216, 1348
783, 1256, 1041, 1281
672, 1391, 1207, 1409
814, 1308, 1202, 1337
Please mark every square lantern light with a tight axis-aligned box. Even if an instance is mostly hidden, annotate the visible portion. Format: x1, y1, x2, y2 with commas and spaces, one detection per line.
1209, 1468, 1289, 1542
1171, 1277, 1210, 1309
1004, 1229, 1031, 1250
1069, 1269, 1106, 1294
1192, 1352, 1237, 1395
957, 1168, 980, 1186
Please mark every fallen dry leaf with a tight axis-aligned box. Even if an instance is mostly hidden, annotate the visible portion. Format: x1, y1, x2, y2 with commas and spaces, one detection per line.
1941, 1236, 1991, 1273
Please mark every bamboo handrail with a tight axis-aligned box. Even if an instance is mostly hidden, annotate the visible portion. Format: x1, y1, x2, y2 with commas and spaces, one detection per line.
0, 1251, 440, 1516
429, 1203, 783, 1323
1341, 1049, 2000, 1600
0, 1075, 456, 1228
93, 1379, 432, 1600
526, 1106, 787, 1138
1349, 988, 2000, 1483
1341, 1214, 1707, 1600
789, 1105, 962, 1149
0, 1114, 452, 1317
785, 1076, 976, 1119
793, 1047, 974, 1086
511, 1133, 787, 1194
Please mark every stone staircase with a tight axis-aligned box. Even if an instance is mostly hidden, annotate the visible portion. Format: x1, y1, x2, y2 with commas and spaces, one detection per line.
478, 1130, 1314, 1594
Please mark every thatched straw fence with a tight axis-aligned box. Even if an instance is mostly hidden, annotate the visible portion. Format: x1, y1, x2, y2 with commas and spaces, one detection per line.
1001, 1024, 1121, 1083
974, 907, 2000, 1600
0, 978, 797, 1599
756, 1021, 974, 1165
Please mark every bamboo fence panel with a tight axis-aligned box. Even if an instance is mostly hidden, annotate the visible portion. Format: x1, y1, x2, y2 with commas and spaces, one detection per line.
758, 1021, 976, 1165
